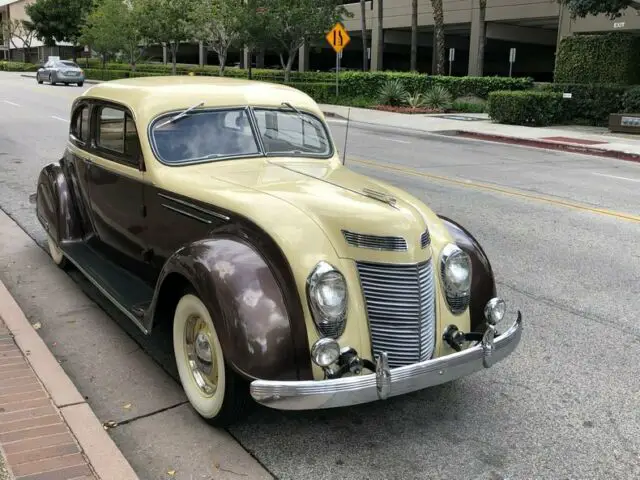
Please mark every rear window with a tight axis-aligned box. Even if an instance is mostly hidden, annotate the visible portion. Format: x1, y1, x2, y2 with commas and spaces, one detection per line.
150, 109, 260, 164
60, 61, 79, 68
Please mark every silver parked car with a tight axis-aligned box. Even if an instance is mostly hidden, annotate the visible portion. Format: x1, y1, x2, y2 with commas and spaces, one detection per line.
36, 60, 85, 87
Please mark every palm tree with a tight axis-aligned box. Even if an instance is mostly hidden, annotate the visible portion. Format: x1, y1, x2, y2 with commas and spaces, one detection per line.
360, 0, 368, 70
430, 0, 445, 74
410, 0, 417, 71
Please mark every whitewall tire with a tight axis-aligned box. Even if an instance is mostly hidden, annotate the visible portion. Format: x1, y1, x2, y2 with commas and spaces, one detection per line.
46, 233, 69, 269
172, 290, 249, 426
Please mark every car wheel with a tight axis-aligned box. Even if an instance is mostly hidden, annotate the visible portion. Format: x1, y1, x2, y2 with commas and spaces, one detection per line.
46, 233, 69, 270
49, 74, 55, 85
78, 82, 83, 87
172, 290, 249, 426
37, 74, 43, 85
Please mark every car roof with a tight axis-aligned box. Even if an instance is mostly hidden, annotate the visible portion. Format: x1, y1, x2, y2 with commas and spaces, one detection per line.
77, 75, 324, 125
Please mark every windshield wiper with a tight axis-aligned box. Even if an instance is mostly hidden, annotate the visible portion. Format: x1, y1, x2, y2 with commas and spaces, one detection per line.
155, 101, 205, 129
281, 102, 317, 128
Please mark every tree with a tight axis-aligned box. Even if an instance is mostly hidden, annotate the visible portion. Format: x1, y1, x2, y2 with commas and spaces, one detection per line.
80, 0, 145, 71
194, 0, 244, 76
138, 0, 198, 74
248, 0, 352, 83
1, 19, 37, 63
26, 0, 95, 60
430, 0, 445, 74
360, 0, 368, 71
410, 0, 417, 71
558, 0, 640, 19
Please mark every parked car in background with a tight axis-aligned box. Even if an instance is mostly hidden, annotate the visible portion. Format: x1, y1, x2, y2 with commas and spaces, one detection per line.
34, 76, 523, 426
36, 59, 85, 87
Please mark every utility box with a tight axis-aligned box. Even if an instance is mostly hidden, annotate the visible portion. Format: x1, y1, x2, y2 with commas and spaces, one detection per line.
609, 113, 640, 134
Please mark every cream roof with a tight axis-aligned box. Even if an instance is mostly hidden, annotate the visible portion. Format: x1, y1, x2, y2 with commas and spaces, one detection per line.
77, 75, 324, 125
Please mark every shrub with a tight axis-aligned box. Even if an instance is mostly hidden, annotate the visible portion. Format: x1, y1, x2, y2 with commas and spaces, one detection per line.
554, 32, 640, 85
377, 79, 408, 106
0, 61, 39, 72
424, 85, 452, 110
406, 92, 427, 109
537, 83, 627, 125
487, 91, 564, 126
621, 86, 640, 113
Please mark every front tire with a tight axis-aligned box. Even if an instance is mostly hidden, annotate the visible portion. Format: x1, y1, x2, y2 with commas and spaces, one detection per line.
37, 74, 43, 84
172, 290, 249, 426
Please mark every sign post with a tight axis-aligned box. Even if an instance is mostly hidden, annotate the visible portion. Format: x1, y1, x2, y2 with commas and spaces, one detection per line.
448, 48, 455, 76
509, 47, 516, 77
326, 22, 351, 97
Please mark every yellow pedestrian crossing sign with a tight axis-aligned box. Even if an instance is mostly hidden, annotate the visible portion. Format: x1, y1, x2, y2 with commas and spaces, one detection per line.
326, 22, 350, 54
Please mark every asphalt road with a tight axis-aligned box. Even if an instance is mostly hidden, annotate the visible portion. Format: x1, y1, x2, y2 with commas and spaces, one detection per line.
1, 72, 639, 480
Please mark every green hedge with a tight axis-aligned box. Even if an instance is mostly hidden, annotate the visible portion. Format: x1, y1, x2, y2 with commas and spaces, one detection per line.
0, 61, 39, 72
487, 91, 564, 126
537, 83, 627, 125
554, 32, 640, 85
621, 86, 640, 113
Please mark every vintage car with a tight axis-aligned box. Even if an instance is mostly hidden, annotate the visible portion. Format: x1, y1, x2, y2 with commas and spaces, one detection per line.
35, 76, 522, 426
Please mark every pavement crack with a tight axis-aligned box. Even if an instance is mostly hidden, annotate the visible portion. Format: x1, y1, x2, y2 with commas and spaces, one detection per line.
103, 400, 189, 430
497, 281, 640, 339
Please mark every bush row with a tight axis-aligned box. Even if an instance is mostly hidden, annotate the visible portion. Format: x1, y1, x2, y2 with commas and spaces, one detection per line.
0, 61, 39, 72
554, 32, 640, 85
487, 91, 563, 127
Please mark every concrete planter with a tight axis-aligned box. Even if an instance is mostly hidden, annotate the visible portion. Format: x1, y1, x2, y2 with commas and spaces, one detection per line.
609, 113, 640, 134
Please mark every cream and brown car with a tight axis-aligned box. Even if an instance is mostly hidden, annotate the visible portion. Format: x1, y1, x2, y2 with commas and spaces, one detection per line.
35, 76, 523, 425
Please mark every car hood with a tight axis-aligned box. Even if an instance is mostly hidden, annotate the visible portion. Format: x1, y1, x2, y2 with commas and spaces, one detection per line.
205, 158, 433, 262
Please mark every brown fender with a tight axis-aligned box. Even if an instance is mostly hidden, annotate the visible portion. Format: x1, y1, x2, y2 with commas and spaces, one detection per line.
35, 161, 84, 244
438, 216, 497, 333
145, 233, 312, 382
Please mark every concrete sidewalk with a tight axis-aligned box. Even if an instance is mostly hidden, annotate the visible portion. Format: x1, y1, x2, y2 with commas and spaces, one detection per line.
320, 104, 640, 162
0, 283, 139, 480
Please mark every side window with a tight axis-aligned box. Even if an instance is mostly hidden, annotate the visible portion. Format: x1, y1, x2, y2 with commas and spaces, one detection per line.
70, 105, 90, 145
96, 105, 141, 165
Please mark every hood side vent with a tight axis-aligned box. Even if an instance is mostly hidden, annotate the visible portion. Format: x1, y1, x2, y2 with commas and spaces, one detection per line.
420, 229, 431, 249
342, 230, 408, 252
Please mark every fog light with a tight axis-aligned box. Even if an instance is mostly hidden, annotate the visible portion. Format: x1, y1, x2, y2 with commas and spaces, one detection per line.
484, 297, 506, 326
311, 338, 340, 367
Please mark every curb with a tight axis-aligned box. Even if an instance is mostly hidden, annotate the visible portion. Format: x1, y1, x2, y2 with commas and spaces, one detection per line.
456, 130, 640, 163
0, 280, 139, 480
19, 74, 102, 85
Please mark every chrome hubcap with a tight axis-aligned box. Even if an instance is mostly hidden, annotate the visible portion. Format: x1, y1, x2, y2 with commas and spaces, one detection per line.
184, 315, 218, 396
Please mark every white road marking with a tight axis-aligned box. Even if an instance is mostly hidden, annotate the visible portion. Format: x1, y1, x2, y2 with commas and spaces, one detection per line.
592, 172, 640, 183
51, 115, 68, 122
380, 136, 411, 144
3, 100, 20, 106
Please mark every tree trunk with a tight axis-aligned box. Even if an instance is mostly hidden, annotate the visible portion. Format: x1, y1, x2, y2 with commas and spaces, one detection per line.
256, 48, 265, 68
410, 0, 417, 71
477, 0, 486, 76
219, 48, 227, 76
377, 0, 384, 70
23, 47, 29, 63
430, 0, 445, 74
360, 0, 368, 71
284, 50, 297, 83
170, 42, 178, 75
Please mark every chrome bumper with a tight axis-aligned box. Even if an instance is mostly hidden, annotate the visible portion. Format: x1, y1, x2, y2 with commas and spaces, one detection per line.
250, 312, 522, 410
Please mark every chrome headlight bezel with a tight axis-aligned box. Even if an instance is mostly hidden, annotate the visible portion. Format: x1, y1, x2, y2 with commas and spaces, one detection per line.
440, 243, 472, 315
306, 261, 348, 338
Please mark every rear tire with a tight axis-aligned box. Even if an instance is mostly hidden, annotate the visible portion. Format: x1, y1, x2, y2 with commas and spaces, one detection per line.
49, 74, 55, 85
172, 289, 249, 427
46, 233, 69, 270
78, 82, 84, 87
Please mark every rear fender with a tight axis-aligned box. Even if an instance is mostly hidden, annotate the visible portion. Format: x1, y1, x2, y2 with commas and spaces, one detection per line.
35, 162, 83, 244
146, 234, 311, 382
438, 216, 497, 333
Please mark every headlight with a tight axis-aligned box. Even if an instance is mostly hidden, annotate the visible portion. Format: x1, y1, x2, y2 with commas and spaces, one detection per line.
306, 261, 348, 338
440, 243, 472, 314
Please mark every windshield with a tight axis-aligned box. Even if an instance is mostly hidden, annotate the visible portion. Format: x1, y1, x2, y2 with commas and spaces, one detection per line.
149, 107, 332, 165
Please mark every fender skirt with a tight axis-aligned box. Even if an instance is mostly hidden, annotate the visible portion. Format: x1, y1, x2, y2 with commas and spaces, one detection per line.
438, 216, 497, 333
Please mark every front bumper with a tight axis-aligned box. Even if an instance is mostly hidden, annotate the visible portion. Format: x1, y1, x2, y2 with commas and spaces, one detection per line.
250, 312, 522, 410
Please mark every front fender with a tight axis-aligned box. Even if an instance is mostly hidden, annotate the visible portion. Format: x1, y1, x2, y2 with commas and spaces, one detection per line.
146, 234, 311, 382
438, 216, 497, 333
35, 162, 83, 243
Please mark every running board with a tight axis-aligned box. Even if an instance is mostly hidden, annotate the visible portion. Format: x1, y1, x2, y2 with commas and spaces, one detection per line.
61, 242, 154, 334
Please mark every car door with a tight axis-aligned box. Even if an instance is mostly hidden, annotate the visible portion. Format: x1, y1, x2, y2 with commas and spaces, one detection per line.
86, 101, 150, 277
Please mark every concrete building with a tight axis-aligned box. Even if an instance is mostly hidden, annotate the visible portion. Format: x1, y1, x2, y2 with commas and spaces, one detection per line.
0, 0, 73, 62
294, 0, 640, 81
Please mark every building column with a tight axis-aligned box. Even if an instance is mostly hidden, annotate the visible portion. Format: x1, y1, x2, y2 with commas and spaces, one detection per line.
431, 30, 437, 74
556, 5, 572, 55
371, 0, 383, 71
298, 41, 310, 72
467, 0, 482, 76
198, 41, 206, 66
162, 43, 168, 64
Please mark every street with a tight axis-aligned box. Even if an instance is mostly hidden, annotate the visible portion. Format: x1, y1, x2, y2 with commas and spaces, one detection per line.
1, 72, 639, 480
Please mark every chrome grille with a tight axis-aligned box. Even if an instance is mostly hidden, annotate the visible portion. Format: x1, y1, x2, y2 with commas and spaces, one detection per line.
356, 260, 436, 368
342, 230, 407, 252
420, 229, 431, 248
